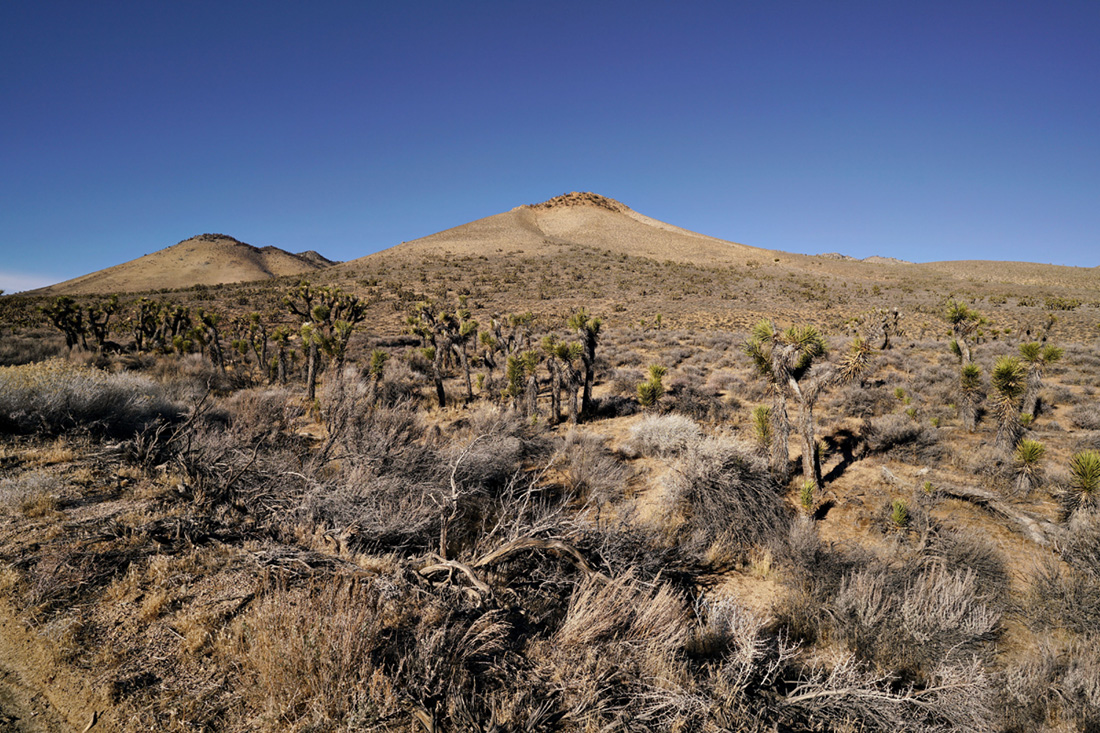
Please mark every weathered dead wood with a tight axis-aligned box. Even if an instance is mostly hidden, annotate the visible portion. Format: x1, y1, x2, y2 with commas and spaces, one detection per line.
473, 537, 609, 582
81, 711, 100, 733
419, 557, 492, 602
939, 484, 1063, 547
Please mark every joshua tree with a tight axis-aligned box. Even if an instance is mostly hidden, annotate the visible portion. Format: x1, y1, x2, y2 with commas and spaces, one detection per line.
287, 282, 368, 399
568, 308, 602, 415
41, 296, 86, 350
504, 354, 525, 412
541, 335, 564, 424
271, 326, 291, 384
365, 348, 388, 405
447, 307, 479, 404
1018, 341, 1063, 419
406, 302, 450, 409
300, 323, 323, 401
959, 363, 984, 432
556, 342, 585, 425
479, 330, 500, 395
990, 356, 1027, 453
522, 350, 541, 418
86, 295, 119, 351
946, 300, 981, 364
745, 321, 872, 488
197, 308, 225, 376
872, 307, 901, 350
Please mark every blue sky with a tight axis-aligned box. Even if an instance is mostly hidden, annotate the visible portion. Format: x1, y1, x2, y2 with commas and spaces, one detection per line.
2, 1, 1098, 292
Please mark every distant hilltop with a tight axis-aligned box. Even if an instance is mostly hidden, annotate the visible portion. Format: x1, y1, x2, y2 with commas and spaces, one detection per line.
817, 252, 914, 265
38, 234, 338, 295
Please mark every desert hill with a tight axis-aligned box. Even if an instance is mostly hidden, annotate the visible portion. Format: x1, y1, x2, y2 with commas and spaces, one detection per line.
346, 191, 773, 267
344, 192, 1097, 292
39, 234, 337, 295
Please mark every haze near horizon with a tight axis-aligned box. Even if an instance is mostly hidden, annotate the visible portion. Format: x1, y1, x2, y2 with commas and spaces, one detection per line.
2, 1, 1098, 293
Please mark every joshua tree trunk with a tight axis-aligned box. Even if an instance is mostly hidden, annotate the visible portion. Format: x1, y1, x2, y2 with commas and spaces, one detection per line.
454, 343, 473, 404
547, 359, 562, 425
961, 400, 978, 432
432, 341, 447, 409
769, 393, 791, 483
1022, 369, 1042, 419
565, 372, 580, 425
995, 417, 1021, 454
525, 372, 539, 419
797, 398, 822, 489
305, 339, 319, 401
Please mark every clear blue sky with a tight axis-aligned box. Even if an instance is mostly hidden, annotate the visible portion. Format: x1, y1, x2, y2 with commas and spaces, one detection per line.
2, 1, 1098, 292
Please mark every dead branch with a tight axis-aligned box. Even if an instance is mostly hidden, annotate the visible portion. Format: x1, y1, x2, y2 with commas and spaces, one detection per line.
940, 484, 1063, 546
474, 536, 609, 582
419, 557, 493, 597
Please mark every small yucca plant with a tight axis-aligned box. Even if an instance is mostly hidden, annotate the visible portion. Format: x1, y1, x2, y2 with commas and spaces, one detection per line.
1065, 450, 1100, 516
637, 364, 667, 409
1013, 439, 1045, 496
799, 480, 815, 516
751, 405, 772, 453
889, 499, 909, 529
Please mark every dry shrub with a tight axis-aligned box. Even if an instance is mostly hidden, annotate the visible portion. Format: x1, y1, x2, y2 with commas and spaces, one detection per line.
447, 405, 549, 491
860, 413, 943, 461
1069, 402, 1100, 431
556, 572, 690, 650
1004, 634, 1100, 732
663, 437, 791, 559
0, 328, 66, 366
556, 430, 630, 508
828, 563, 1001, 682
608, 367, 643, 396
832, 382, 894, 418
545, 571, 694, 728
1027, 515, 1100, 635
627, 413, 703, 458
667, 384, 734, 422
0, 359, 179, 436
0, 471, 63, 513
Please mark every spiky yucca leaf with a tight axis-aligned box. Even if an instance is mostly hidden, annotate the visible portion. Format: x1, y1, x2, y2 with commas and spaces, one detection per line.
750, 319, 776, 343
1015, 439, 1045, 469
991, 357, 1027, 403
1018, 341, 1042, 363
1042, 345, 1064, 363
946, 300, 978, 326
960, 363, 982, 394
837, 337, 873, 384
1070, 451, 1100, 496
751, 405, 772, 449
